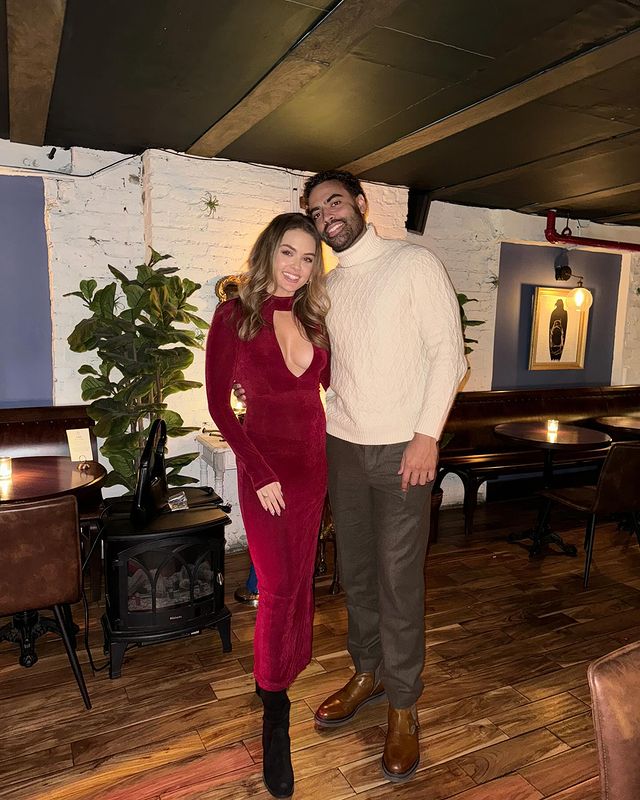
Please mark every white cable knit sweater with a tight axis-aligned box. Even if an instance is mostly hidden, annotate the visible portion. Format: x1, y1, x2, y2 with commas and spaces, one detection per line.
325, 225, 467, 445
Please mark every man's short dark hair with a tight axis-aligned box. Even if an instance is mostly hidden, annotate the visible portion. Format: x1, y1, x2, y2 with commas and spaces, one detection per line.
302, 170, 366, 211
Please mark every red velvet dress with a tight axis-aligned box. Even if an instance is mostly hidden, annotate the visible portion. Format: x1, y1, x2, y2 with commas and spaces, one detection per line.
205, 295, 329, 691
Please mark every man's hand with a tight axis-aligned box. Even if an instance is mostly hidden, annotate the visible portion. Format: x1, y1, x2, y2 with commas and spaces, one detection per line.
398, 433, 438, 492
233, 383, 247, 404
257, 481, 285, 516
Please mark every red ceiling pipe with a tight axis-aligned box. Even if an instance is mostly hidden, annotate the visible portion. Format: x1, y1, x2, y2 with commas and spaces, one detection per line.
545, 210, 640, 252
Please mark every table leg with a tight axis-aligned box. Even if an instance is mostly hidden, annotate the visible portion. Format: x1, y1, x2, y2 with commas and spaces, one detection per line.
508, 450, 578, 558
0, 611, 57, 667
0, 607, 79, 667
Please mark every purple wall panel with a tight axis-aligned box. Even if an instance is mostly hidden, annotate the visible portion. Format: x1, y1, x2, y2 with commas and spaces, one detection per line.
0, 175, 53, 407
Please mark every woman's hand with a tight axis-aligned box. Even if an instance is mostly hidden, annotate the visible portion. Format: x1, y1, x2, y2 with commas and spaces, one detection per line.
257, 481, 285, 516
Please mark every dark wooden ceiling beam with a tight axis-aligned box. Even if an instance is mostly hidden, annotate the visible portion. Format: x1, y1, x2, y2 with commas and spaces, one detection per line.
340, 27, 640, 175
188, 0, 405, 157
520, 180, 640, 213
6, 0, 66, 146
431, 130, 640, 201
595, 210, 640, 223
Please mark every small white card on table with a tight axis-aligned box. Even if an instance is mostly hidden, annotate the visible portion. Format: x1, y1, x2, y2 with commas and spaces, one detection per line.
66, 428, 93, 462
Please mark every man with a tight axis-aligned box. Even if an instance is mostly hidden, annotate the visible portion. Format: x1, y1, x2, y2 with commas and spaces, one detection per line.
304, 170, 466, 782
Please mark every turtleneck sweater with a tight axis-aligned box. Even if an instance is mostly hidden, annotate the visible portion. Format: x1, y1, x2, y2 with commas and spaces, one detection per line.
325, 224, 467, 445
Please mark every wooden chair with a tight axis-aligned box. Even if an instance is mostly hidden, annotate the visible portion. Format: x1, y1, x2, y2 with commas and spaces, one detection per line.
588, 640, 640, 800
537, 441, 640, 588
0, 496, 91, 708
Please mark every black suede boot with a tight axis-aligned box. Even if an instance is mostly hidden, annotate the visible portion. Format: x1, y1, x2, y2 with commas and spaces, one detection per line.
259, 686, 294, 799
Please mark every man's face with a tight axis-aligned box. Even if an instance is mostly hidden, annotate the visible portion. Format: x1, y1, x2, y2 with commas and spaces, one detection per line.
307, 179, 367, 252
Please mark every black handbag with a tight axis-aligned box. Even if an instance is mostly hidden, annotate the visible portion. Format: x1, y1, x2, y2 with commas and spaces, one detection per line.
130, 419, 169, 527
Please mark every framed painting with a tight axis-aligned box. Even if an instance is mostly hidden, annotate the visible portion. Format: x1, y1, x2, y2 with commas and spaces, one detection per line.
529, 286, 589, 370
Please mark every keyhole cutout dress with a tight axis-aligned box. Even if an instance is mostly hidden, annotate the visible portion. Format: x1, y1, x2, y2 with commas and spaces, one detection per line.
205, 294, 329, 690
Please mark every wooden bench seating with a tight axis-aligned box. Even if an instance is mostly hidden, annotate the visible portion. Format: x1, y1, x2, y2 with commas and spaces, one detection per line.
434, 385, 640, 538
0, 405, 99, 460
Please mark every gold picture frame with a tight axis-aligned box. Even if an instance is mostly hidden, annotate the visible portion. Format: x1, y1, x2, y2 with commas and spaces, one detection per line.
529, 286, 589, 370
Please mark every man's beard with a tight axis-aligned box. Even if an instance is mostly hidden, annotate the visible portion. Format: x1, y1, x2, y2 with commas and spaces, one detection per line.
322, 211, 366, 252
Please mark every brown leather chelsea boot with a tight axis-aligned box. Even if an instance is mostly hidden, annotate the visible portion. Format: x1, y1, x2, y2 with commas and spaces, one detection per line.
314, 672, 385, 728
382, 705, 419, 782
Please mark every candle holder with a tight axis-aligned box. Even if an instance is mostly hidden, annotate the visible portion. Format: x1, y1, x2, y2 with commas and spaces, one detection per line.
547, 419, 559, 434
0, 456, 12, 480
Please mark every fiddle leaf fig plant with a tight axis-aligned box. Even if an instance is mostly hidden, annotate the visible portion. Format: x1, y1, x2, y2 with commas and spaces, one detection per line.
65, 249, 209, 491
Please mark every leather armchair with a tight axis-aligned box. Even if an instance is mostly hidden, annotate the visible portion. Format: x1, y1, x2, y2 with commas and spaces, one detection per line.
588, 640, 640, 800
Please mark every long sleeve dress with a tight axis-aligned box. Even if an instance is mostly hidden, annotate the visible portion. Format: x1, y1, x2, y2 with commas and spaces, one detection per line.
205, 294, 329, 691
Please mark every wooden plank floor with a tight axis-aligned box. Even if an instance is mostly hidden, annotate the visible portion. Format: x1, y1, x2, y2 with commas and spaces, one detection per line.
2, 496, 639, 799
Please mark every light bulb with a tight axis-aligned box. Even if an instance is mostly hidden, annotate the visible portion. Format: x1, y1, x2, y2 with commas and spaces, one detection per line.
569, 285, 593, 312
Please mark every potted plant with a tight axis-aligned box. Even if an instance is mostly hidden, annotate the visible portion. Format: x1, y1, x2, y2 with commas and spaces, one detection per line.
65, 250, 209, 492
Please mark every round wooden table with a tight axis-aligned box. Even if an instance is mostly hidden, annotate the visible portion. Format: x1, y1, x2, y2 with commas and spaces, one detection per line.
495, 422, 611, 557
0, 456, 106, 667
0, 455, 106, 503
594, 415, 640, 439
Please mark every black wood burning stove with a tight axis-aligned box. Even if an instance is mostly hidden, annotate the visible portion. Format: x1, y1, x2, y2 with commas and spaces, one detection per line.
101, 504, 231, 678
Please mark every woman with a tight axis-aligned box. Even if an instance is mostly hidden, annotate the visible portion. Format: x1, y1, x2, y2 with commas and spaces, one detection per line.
205, 213, 329, 799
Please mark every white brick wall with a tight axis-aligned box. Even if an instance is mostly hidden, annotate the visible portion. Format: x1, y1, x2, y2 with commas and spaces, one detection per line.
142, 151, 296, 472
4, 143, 408, 543
44, 150, 146, 406
3, 138, 640, 535
141, 152, 409, 496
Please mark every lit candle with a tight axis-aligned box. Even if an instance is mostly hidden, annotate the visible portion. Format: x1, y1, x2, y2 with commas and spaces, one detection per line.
547, 419, 559, 434
0, 457, 11, 480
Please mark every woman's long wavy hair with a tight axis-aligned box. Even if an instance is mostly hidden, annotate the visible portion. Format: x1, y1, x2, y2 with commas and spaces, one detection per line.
236, 213, 330, 349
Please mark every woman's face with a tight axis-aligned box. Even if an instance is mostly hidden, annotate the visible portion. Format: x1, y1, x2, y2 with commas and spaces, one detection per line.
271, 228, 317, 297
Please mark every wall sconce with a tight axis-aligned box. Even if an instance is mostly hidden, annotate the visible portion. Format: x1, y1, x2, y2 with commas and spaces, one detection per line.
568, 282, 593, 312
0, 456, 12, 480
554, 250, 593, 311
